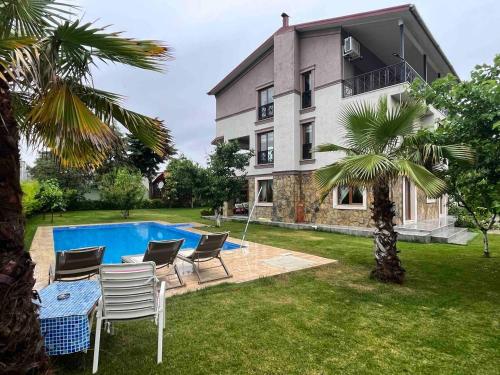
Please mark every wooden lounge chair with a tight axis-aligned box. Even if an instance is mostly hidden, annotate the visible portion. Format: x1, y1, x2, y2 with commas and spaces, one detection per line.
49, 246, 105, 284
93, 262, 166, 373
177, 232, 232, 284
121, 239, 185, 289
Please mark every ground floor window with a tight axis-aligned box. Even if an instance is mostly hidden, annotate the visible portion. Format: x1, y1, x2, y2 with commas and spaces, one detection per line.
334, 185, 365, 208
257, 179, 273, 203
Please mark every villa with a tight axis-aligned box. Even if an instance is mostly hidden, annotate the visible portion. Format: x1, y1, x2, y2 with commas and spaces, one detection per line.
208, 4, 468, 243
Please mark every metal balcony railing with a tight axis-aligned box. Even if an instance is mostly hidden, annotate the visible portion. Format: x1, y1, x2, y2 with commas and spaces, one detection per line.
258, 103, 274, 120
342, 61, 423, 98
257, 149, 274, 164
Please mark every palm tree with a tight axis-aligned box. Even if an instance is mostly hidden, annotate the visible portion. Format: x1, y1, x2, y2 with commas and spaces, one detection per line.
0, 1, 172, 371
314, 96, 472, 284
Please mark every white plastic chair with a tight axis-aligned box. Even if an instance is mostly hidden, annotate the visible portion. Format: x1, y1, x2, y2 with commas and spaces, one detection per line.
92, 262, 166, 373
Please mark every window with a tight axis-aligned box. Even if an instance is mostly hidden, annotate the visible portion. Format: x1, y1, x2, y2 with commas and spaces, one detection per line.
301, 71, 312, 109
258, 86, 274, 120
257, 179, 273, 203
257, 131, 274, 164
301, 122, 313, 160
337, 186, 364, 206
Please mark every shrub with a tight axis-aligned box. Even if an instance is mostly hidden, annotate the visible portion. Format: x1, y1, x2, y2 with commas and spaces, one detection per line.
100, 168, 146, 218
21, 180, 41, 217
36, 179, 66, 222
200, 208, 214, 216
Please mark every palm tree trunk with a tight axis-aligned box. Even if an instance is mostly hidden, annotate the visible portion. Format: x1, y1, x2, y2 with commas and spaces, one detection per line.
0, 82, 49, 373
370, 182, 405, 284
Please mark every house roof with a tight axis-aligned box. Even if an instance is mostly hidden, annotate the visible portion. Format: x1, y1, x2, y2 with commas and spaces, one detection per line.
207, 4, 456, 96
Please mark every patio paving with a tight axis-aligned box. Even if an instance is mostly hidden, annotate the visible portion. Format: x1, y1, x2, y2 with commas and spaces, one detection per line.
30, 221, 336, 296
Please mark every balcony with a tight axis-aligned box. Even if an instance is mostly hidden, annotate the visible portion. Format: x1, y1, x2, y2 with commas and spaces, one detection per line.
258, 103, 274, 120
301, 90, 312, 109
342, 61, 423, 98
257, 149, 274, 164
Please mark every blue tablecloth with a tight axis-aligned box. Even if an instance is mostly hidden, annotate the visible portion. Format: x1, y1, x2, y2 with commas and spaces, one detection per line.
38, 280, 101, 355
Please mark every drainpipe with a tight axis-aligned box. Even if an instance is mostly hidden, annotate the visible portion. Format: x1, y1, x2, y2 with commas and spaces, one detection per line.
423, 54, 427, 82
398, 19, 405, 81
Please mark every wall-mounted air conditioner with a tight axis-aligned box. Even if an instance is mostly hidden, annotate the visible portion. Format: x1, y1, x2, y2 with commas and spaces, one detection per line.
343, 36, 360, 59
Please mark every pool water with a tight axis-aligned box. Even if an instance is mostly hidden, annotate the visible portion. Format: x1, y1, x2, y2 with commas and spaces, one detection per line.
53, 222, 239, 264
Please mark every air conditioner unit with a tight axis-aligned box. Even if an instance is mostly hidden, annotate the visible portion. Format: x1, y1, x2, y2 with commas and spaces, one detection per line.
343, 36, 360, 59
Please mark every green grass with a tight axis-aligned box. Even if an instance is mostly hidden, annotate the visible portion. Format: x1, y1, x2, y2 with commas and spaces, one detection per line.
28, 209, 500, 374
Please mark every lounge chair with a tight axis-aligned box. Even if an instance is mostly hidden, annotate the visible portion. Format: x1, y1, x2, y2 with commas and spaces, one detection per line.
121, 239, 185, 289
93, 262, 166, 373
177, 232, 232, 284
49, 246, 105, 284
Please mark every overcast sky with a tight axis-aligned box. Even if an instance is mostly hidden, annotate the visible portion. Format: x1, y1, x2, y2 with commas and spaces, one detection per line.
21, 0, 499, 166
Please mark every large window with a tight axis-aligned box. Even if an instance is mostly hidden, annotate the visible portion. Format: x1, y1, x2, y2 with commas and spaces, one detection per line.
301, 122, 313, 160
258, 86, 274, 120
257, 131, 274, 164
257, 179, 273, 203
301, 71, 312, 109
337, 186, 364, 206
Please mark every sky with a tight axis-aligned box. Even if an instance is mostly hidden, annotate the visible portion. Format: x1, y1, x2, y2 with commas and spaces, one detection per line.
20, 0, 500, 167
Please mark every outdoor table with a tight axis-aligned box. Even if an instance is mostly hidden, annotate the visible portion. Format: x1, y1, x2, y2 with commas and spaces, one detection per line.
38, 280, 101, 356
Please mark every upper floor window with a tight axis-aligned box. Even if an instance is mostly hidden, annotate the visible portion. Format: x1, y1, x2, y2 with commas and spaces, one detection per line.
257, 131, 274, 164
258, 86, 274, 120
337, 186, 364, 206
257, 179, 273, 203
301, 71, 312, 109
302, 122, 313, 160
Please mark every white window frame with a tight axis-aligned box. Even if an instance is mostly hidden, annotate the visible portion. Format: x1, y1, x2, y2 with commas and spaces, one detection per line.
255, 177, 273, 206
332, 186, 367, 210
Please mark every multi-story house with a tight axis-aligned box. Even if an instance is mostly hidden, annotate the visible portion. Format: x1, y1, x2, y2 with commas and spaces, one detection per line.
208, 5, 464, 241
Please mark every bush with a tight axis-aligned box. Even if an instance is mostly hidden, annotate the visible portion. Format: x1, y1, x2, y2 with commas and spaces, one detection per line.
100, 168, 146, 218
21, 180, 41, 217
36, 179, 65, 222
200, 208, 214, 216
141, 199, 166, 209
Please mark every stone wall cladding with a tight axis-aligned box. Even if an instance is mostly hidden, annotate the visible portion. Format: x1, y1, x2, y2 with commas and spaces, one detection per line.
247, 173, 440, 227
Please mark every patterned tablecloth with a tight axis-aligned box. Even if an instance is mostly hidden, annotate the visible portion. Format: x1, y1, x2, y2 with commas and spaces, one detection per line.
38, 280, 101, 355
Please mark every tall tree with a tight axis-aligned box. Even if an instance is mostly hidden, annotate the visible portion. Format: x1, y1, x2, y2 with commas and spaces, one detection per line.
0, 1, 170, 371
127, 128, 175, 182
206, 142, 252, 227
314, 97, 473, 283
411, 56, 500, 257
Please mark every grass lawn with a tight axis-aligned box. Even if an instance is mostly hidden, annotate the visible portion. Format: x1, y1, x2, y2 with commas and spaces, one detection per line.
28, 209, 500, 374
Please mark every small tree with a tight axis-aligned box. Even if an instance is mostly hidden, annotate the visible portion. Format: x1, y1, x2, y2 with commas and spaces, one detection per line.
411, 56, 500, 257
100, 168, 146, 218
206, 142, 252, 227
162, 156, 208, 207
36, 179, 65, 222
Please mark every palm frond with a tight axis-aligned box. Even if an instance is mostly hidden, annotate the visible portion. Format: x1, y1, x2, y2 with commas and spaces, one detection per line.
314, 143, 357, 155
25, 83, 118, 167
51, 20, 171, 73
368, 98, 426, 153
75, 84, 168, 155
395, 159, 447, 198
338, 100, 377, 151
0, 0, 72, 38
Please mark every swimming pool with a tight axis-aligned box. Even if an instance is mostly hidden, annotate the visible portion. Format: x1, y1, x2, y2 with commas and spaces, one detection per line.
53, 222, 240, 264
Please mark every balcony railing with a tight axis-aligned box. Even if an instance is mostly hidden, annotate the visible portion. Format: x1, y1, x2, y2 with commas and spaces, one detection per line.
302, 143, 312, 160
257, 149, 274, 164
301, 90, 312, 109
258, 103, 274, 120
342, 61, 423, 98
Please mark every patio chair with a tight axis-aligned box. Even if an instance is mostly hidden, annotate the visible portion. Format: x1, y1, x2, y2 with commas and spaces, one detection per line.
48, 246, 105, 284
92, 262, 166, 374
121, 239, 185, 289
177, 232, 232, 284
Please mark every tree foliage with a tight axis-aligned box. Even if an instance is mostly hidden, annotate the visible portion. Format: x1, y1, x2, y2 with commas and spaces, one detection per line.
127, 129, 176, 182
206, 142, 252, 226
162, 155, 207, 207
35, 179, 65, 222
21, 180, 41, 217
411, 55, 500, 257
99, 167, 146, 218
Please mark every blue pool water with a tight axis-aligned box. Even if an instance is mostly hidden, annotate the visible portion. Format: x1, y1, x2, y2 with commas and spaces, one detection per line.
53, 222, 239, 264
